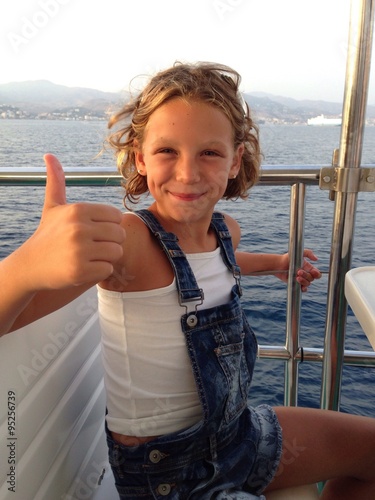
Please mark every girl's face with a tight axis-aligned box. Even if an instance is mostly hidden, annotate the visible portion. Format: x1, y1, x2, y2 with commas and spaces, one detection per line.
135, 98, 243, 226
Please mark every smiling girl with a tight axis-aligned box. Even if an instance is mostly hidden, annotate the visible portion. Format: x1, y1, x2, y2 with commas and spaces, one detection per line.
3, 62, 373, 499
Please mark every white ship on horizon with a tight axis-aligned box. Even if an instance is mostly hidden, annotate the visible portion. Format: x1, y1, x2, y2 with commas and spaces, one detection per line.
307, 114, 342, 126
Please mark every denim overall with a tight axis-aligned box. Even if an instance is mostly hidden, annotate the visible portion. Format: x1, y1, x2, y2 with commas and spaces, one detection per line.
105, 210, 282, 499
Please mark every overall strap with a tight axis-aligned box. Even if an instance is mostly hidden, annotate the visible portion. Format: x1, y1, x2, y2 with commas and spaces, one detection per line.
210, 212, 242, 296
135, 210, 204, 309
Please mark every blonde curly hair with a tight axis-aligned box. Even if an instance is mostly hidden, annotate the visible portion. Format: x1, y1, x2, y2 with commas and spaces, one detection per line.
106, 62, 261, 207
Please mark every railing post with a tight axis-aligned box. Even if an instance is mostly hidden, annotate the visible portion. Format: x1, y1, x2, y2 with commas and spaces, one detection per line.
320, 0, 375, 410
284, 183, 306, 406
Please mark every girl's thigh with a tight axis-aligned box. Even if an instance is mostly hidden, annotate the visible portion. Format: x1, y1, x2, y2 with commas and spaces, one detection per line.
266, 406, 375, 492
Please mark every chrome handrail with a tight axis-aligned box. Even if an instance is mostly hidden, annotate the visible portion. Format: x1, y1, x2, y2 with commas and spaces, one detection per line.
321, 0, 375, 411
284, 182, 305, 406
0, 165, 321, 186
1, 165, 375, 411
0, 167, 122, 186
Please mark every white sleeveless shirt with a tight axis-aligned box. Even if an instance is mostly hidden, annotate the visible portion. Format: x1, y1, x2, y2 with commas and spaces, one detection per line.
97, 247, 235, 436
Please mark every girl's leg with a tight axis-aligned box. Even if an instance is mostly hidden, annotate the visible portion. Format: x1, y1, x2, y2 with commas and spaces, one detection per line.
265, 406, 375, 499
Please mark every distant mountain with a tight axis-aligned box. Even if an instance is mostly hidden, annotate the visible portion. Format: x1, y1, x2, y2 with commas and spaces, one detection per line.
0, 80, 374, 123
245, 91, 375, 122
248, 91, 343, 112
0, 80, 125, 114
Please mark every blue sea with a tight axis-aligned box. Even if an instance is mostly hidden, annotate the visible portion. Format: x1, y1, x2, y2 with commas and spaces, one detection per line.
1, 119, 374, 416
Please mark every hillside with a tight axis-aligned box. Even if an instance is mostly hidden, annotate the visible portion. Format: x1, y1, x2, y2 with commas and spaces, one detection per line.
0, 80, 374, 124
244, 92, 375, 124
0, 80, 125, 120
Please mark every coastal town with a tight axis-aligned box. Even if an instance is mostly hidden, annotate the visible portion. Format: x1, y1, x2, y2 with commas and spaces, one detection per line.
0, 104, 108, 121
0, 102, 349, 125
1, 81, 374, 125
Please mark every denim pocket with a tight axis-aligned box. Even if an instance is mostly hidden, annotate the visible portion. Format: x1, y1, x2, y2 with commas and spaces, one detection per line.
215, 334, 251, 423
107, 442, 153, 498
107, 442, 127, 480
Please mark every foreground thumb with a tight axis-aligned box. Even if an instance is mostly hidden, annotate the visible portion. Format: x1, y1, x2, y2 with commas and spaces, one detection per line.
43, 153, 67, 209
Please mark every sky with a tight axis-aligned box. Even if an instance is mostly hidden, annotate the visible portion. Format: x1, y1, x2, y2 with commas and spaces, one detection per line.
1, 0, 374, 104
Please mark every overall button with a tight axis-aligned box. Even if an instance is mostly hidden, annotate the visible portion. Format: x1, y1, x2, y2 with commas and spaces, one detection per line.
149, 449, 163, 463
157, 483, 171, 495
186, 314, 198, 327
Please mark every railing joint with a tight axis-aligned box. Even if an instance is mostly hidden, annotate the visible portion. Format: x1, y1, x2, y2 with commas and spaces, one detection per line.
319, 166, 375, 194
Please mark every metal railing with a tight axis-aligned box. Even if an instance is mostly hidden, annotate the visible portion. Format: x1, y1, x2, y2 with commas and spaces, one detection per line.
258, 167, 375, 408
0, 0, 374, 412
320, 0, 374, 411
1, 164, 375, 411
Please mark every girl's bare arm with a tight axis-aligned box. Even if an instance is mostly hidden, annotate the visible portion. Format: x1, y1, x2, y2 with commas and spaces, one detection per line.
0, 154, 125, 336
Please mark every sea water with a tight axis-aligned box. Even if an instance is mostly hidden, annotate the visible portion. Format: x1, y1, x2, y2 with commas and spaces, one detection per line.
0, 119, 374, 416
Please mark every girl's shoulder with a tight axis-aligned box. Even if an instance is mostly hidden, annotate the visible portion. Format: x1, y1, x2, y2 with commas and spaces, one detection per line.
100, 211, 174, 293
121, 211, 151, 235
220, 212, 241, 250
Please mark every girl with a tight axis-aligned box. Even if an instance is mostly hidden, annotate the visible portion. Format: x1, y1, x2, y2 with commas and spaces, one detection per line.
2, 62, 374, 499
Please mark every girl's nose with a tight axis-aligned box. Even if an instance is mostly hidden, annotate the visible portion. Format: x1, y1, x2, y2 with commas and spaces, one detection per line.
175, 156, 200, 183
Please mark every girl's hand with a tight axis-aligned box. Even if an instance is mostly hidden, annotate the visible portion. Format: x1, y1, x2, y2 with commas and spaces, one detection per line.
24, 154, 126, 291
275, 249, 322, 292
296, 249, 322, 292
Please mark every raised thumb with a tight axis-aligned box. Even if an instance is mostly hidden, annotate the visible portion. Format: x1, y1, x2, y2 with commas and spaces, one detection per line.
43, 153, 67, 209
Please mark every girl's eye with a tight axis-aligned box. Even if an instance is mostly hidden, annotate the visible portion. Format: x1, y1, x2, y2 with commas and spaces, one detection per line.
158, 148, 175, 154
203, 150, 220, 157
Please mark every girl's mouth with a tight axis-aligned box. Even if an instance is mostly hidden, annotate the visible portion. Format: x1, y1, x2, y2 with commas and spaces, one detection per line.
170, 192, 203, 201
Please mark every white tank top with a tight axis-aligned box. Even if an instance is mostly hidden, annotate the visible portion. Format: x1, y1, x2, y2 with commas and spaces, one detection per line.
97, 247, 235, 436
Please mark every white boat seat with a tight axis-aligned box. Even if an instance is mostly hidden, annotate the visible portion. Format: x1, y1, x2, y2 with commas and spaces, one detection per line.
266, 484, 320, 499
345, 266, 375, 344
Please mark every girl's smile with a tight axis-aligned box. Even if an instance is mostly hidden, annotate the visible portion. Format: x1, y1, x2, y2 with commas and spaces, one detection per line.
169, 192, 205, 201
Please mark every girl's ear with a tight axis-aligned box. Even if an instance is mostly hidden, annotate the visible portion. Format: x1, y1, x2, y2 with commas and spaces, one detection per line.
134, 141, 146, 175
229, 143, 244, 178
135, 150, 145, 167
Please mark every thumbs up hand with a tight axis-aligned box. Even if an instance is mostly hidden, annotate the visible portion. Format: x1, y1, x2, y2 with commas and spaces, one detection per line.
25, 154, 126, 290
